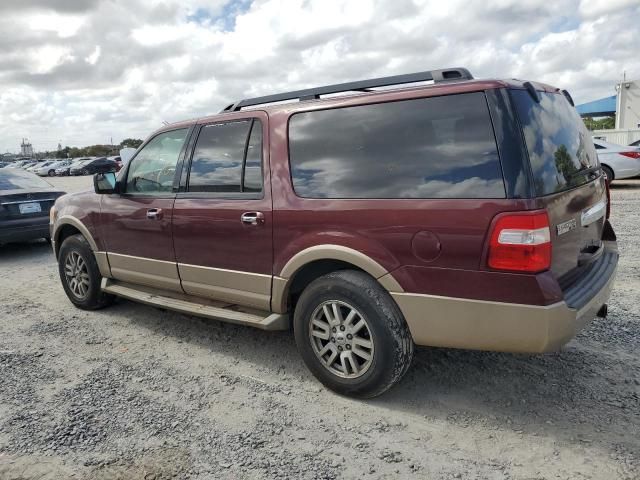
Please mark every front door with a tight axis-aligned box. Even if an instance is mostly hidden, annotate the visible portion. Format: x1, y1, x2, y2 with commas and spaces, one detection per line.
101, 127, 191, 292
172, 114, 273, 310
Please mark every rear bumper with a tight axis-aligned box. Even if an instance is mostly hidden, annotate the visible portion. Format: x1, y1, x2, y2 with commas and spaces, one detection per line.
392, 241, 618, 353
0, 218, 50, 243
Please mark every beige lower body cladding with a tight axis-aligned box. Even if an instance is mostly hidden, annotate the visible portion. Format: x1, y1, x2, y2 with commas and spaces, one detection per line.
391, 264, 616, 353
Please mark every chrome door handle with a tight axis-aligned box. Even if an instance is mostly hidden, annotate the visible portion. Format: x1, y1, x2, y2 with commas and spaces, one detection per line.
241, 211, 264, 225
147, 208, 163, 220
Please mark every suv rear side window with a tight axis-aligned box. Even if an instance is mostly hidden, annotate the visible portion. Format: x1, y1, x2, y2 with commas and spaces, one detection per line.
288, 92, 504, 199
188, 119, 263, 193
511, 90, 598, 196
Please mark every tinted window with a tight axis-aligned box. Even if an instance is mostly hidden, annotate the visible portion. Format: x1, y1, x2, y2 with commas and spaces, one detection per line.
187, 119, 263, 193
288, 92, 504, 199
126, 128, 188, 194
511, 90, 598, 196
188, 121, 250, 192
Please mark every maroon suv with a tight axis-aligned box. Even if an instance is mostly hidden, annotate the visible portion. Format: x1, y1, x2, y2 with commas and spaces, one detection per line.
51, 68, 618, 397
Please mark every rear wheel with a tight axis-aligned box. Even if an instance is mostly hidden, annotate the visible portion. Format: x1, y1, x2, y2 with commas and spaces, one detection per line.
602, 165, 614, 184
58, 234, 114, 310
48, 169, 55, 176
294, 270, 414, 398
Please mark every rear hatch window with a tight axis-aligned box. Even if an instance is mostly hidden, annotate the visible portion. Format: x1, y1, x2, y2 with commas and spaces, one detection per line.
511, 89, 606, 280
511, 90, 599, 196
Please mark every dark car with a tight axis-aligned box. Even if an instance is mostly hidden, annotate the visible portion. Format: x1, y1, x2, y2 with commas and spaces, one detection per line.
0, 168, 65, 244
56, 158, 90, 176
51, 67, 618, 397
69, 157, 117, 176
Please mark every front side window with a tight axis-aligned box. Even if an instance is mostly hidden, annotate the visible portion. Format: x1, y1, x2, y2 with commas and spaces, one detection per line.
187, 119, 263, 193
288, 92, 504, 199
126, 128, 189, 194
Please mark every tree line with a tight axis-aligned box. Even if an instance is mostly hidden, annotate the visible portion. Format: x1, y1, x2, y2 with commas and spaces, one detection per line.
42, 138, 144, 159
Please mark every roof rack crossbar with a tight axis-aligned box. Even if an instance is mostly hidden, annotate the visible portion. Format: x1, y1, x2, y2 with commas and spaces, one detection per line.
221, 67, 473, 112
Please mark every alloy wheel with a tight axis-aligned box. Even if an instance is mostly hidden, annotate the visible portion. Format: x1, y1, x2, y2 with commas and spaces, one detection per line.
64, 251, 90, 299
309, 300, 374, 379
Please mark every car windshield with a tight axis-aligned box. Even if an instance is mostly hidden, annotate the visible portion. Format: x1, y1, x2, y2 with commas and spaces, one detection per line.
0, 169, 53, 190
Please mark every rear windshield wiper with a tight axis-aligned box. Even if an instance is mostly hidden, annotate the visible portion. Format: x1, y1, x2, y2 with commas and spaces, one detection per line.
568, 165, 601, 179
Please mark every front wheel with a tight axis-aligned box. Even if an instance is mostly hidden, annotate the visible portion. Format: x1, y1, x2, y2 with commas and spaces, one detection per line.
602, 165, 614, 184
48, 169, 55, 176
294, 270, 414, 398
58, 234, 114, 310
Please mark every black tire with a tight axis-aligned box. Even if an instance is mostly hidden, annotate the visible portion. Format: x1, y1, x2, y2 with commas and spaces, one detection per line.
602, 165, 614, 184
293, 270, 414, 398
48, 169, 55, 177
58, 234, 114, 310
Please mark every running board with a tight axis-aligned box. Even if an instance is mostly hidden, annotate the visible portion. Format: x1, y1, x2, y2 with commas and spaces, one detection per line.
101, 279, 288, 331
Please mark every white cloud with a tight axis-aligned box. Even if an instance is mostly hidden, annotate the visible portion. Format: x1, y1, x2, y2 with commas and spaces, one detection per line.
0, 0, 638, 153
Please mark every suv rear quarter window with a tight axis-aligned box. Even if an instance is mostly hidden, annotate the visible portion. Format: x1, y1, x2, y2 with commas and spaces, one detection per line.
288, 92, 505, 199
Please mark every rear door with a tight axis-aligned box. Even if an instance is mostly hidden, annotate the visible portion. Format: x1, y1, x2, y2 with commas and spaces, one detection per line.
511, 89, 607, 279
172, 113, 273, 310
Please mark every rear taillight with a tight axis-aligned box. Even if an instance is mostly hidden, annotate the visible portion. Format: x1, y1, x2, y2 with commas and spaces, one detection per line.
620, 151, 640, 159
487, 211, 551, 273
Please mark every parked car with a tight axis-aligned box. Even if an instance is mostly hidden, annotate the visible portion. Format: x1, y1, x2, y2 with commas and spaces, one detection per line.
107, 156, 122, 171
0, 168, 65, 244
69, 157, 117, 176
51, 68, 618, 397
55, 158, 91, 176
26, 160, 55, 173
593, 139, 640, 182
20, 161, 37, 170
34, 160, 71, 177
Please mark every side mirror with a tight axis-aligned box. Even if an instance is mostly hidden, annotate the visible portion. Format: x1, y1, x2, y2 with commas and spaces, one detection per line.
94, 171, 117, 194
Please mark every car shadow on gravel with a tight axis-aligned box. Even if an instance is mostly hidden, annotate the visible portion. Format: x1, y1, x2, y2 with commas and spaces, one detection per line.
376, 340, 639, 454
103, 299, 301, 374
611, 181, 640, 190
0, 239, 52, 261
100, 299, 638, 460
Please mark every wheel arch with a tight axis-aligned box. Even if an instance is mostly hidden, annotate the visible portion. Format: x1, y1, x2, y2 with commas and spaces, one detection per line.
53, 217, 111, 277
600, 162, 614, 180
54, 216, 98, 257
271, 245, 403, 314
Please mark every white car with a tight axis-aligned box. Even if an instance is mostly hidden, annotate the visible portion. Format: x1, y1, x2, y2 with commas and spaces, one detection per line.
593, 139, 640, 182
27, 160, 55, 173
34, 160, 71, 176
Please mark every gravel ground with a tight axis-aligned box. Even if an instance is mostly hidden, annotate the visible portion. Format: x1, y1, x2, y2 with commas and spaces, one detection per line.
0, 175, 639, 480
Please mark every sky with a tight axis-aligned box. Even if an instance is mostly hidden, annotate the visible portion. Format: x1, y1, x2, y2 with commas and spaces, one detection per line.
0, 0, 638, 153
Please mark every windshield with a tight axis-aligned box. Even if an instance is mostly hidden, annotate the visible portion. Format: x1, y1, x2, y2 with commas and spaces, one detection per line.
0, 169, 53, 190
511, 90, 598, 196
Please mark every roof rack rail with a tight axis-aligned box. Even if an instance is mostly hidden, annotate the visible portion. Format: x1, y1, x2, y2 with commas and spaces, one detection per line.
220, 67, 473, 112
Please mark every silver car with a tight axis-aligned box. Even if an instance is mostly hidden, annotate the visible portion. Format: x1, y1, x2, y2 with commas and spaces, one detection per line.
593, 139, 640, 182
34, 160, 71, 176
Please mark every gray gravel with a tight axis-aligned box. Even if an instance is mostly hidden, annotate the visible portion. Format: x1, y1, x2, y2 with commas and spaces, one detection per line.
0, 176, 639, 479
